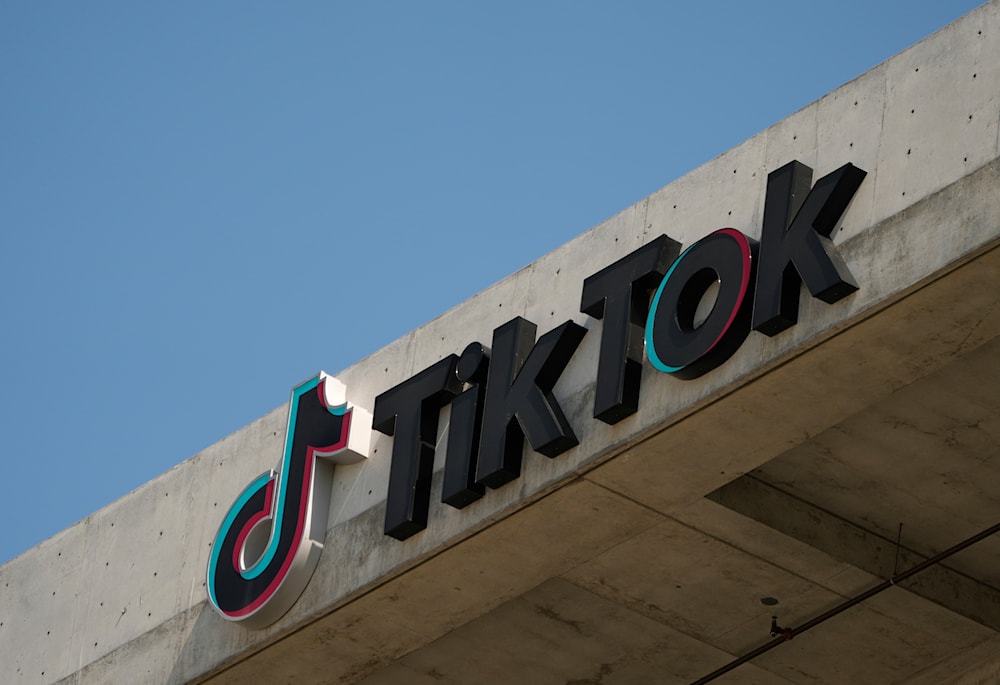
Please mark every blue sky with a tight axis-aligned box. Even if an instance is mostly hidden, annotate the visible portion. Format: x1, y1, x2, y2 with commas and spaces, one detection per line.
0, 1, 984, 565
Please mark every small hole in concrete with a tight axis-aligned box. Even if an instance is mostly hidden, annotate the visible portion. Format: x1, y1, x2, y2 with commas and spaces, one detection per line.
148, 612, 152, 617
914, 67, 919, 72
153, 572, 157, 577
672, 204, 677, 209
792, 135, 797, 140
969, 114, 973, 120
911, 109, 915, 114
964, 157, 968, 162
973, 73, 977, 78
907, 149, 911, 155
902, 191, 906, 196
853, 100, 858, 106
100, 602, 103, 607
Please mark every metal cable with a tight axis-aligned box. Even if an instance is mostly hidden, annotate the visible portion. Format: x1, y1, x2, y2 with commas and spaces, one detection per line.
690, 520, 1000, 685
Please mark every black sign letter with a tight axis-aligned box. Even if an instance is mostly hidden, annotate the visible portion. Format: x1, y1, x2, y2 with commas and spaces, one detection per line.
373, 356, 461, 540
645, 229, 757, 380
581, 235, 681, 424
475, 318, 586, 488
441, 342, 489, 509
752, 160, 867, 336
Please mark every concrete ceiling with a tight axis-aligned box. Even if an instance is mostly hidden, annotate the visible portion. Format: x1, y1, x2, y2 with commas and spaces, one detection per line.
203, 244, 1000, 685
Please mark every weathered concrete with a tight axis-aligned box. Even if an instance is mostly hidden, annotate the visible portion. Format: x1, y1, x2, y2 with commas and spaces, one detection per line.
2, 2, 999, 684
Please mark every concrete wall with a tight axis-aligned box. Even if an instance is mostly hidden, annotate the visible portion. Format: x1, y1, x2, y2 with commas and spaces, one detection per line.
2, 1, 999, 683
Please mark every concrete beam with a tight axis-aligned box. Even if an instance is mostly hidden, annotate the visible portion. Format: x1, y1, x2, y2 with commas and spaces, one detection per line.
707, 475, 1000, 632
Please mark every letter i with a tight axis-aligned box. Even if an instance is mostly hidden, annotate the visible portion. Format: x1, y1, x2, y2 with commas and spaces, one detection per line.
442, 342, 489, 508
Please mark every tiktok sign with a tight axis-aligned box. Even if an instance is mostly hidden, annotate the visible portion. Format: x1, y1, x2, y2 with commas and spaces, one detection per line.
208, 159, 865, 628
373, 160, 866, 540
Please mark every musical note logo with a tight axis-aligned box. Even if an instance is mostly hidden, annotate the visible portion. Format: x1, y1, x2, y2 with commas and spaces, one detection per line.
207, 373, 370, 628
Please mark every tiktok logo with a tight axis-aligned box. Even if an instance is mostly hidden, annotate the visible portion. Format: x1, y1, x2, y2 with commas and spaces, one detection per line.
204, 159, 866, 629
207, 373, 370, 628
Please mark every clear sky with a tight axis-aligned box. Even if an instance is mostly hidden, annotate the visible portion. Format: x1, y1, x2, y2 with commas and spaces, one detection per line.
0, 1, 985, 565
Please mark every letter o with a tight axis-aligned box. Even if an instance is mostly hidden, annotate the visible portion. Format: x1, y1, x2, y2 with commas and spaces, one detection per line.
645, 228, 757, 380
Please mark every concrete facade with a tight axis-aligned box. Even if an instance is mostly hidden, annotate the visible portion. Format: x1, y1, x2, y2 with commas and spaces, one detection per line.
3, 2, 999, 683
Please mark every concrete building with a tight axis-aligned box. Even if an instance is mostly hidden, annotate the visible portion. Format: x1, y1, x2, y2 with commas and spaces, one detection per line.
3, 2, 999, 683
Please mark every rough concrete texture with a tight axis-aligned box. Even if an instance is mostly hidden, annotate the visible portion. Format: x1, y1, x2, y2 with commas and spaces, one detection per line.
2, 2, 1000, 684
